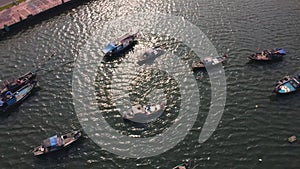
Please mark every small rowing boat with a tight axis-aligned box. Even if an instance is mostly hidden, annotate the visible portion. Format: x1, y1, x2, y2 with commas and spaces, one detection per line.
137, 48, 165, 65
121, 101, 166, 123
192, 54, 228, 70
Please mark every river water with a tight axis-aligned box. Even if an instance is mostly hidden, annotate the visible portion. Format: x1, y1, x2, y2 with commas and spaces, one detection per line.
0, 0, 300, 168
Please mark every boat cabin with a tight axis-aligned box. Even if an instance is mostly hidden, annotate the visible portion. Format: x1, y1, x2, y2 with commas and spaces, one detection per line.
42, 135, 63, 149
102, 42, 118, 54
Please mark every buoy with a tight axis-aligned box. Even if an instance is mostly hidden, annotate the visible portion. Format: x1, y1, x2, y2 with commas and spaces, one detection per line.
288, 135, 297, 143
258, 158, 262, 162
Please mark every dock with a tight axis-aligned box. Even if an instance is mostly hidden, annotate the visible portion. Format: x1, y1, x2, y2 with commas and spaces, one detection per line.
0, 0, 73, 31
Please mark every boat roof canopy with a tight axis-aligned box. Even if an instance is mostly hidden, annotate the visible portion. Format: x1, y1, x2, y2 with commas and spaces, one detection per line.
50, 136, 58, 146
276, 48, 286, 55
102, 43, 117, 54
43, 135, 61, 147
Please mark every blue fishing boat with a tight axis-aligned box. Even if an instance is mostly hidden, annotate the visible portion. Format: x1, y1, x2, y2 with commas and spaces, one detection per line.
274, 75, 300, 94
0, 71, 37, 95
33, 130, 82, 156
0, 81, 37, 113
102, 31, 138, 58
248, 48, 286, 61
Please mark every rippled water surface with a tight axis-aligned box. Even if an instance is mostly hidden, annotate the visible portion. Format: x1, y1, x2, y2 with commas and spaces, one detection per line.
0, 0, 300, 168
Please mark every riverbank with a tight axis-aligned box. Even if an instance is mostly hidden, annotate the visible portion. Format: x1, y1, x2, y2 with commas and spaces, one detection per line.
0, 0, 26, 12
0, 0, 73, 32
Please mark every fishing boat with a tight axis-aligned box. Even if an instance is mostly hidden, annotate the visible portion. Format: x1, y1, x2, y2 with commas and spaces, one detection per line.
33, 130, 82, 156
248, 48, 286, 61
172, 160, 193, 169
0, 78, 37, 113
0, 71, 37, 96
137, 48, 165, 65
121, 101, 166, 123
273, 75, 300, 94
102, 31, 138, 58
192, 54, 228, 70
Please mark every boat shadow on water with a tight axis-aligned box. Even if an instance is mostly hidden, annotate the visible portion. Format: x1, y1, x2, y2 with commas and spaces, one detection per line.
247, 57, 283, 62
269, 90, 300, 102
244, 60, 287, 74
246, 59, 283, 66
123, 119, 150, 128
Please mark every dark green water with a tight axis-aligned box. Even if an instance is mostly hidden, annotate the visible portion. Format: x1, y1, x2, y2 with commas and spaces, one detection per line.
0, 0, 300, 168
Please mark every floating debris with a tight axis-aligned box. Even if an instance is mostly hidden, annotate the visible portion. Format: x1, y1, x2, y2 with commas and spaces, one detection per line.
288, 135, 297, 143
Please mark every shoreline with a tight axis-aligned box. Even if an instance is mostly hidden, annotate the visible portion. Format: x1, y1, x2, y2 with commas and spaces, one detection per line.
0, 0, 86, 38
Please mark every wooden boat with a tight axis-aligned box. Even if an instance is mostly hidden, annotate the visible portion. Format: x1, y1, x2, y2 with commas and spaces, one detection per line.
33, 130, 82, 156
248, 48, 286, 61
137, 48, 165, 65
273, 75, 300, 94
121, 101, 166, 123
0, 81, 37, 113
192, 54, 228, 70
0, 71, 37, 96
102, 31, 138, 58
172, 160, 193, 169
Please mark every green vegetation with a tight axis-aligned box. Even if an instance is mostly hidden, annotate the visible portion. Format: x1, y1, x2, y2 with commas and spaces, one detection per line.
0, 0, 26, 12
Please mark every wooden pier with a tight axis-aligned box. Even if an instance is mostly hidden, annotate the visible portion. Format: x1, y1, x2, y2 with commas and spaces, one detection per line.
0, 0, 73, 31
